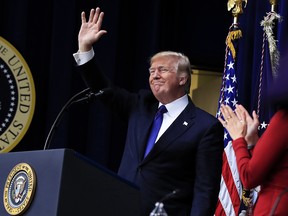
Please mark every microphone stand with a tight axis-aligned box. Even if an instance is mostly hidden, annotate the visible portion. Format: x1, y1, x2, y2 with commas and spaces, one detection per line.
149, 189, 179, 216
43, 88, 105, 150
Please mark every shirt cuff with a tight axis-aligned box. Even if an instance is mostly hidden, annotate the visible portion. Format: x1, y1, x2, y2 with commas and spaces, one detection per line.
73, 49, 94, 66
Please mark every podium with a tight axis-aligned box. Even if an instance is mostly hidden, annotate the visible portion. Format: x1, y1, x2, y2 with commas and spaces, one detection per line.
0, 149, 140, 216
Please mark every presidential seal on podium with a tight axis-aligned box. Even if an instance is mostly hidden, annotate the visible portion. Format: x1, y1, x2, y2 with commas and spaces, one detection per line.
3, 163, 36, 215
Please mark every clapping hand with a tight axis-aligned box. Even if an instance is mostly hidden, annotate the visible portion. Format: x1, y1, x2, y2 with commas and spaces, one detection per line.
235, 104, 259, 148
218, 104, 259, 148
218, 104, 247, 140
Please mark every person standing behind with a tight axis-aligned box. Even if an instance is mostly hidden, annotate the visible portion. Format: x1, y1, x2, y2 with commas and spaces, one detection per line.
218, 50, 288, 215
73, 7, 224, 216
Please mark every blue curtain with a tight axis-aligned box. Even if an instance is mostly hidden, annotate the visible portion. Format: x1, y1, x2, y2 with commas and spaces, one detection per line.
1, 0, 287, 172
236, 0, 287, 111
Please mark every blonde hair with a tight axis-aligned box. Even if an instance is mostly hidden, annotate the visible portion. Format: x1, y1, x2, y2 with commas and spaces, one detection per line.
149, 51, 191, 93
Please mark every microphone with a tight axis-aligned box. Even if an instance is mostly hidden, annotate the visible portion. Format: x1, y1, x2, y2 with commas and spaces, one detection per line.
43, 88, 109, 150
70, 88, 109, 104
159, 189, 179, 203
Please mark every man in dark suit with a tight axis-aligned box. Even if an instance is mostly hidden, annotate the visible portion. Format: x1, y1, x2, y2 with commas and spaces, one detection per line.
73, 7, 224, 216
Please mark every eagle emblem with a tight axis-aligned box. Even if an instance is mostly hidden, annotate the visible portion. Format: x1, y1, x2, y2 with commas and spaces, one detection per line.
227, 0, 248, 16
12, 175, 27, 203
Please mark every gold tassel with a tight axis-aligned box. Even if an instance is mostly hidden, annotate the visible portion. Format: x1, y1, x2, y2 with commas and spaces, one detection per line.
226, 29, 242, 59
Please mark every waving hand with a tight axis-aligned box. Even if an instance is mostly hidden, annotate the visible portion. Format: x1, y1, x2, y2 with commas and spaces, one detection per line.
78, 7, 107, 52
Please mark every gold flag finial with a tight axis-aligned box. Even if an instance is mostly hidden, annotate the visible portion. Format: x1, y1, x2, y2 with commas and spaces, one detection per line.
227, 0, 248, 24
270, 0, 278, 12
226, 0, 247, 59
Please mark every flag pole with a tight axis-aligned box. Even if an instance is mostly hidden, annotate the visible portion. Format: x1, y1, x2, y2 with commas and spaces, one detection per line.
226, 1, 252, 215
270, 0, 278, 12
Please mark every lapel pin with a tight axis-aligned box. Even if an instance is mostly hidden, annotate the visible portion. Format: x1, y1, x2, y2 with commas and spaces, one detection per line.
183, 121, 188, 126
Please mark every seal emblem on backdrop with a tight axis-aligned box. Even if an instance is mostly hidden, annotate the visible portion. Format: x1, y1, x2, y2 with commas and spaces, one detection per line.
3, 163, 37, 215
0, 36, 36, 153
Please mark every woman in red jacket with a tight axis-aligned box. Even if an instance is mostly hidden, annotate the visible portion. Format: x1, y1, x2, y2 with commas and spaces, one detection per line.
218, 51, 288, 215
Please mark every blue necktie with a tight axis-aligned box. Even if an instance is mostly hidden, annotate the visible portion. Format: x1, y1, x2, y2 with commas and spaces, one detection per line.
144, 105, 167, 157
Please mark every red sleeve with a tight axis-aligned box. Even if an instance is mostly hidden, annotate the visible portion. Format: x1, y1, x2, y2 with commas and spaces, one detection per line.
232, 110, 288, 189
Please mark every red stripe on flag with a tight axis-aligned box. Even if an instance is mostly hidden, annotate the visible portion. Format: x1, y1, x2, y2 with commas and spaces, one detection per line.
222, 152, 240, 214
215, 152, 241, 215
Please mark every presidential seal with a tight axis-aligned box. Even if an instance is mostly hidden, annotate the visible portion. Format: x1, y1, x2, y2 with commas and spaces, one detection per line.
0, 37, 36, 153
3, 163, 36, 215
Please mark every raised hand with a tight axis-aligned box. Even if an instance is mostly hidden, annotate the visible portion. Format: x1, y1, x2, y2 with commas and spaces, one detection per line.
78, 7, 107, 52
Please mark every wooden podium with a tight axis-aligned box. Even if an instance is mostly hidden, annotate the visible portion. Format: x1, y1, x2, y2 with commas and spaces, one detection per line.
0, 149, 140, 216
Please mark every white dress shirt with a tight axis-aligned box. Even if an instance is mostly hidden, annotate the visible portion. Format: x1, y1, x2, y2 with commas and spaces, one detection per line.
73, 49, 94, 66
156, 95, 188, 142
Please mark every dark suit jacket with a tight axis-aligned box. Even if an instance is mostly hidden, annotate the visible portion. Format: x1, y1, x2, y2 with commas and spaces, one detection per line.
77, 58, 224, 216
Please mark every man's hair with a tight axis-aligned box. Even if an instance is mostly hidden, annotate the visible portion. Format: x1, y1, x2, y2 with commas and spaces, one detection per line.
149, 51, 192, 93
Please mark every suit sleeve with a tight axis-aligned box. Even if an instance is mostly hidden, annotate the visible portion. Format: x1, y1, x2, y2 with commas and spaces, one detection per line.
76, 56, 111, 92
191, 121, 224, 216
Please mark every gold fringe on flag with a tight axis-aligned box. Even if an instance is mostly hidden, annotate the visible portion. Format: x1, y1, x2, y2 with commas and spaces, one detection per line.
226, 29, 242, 59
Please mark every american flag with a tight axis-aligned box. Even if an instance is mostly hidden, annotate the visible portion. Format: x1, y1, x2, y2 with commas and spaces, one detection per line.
215, 11, 280, 215
215, 25, 246, 216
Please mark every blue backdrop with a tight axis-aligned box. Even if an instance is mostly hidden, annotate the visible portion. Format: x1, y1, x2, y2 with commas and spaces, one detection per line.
1, 0, 287, 172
